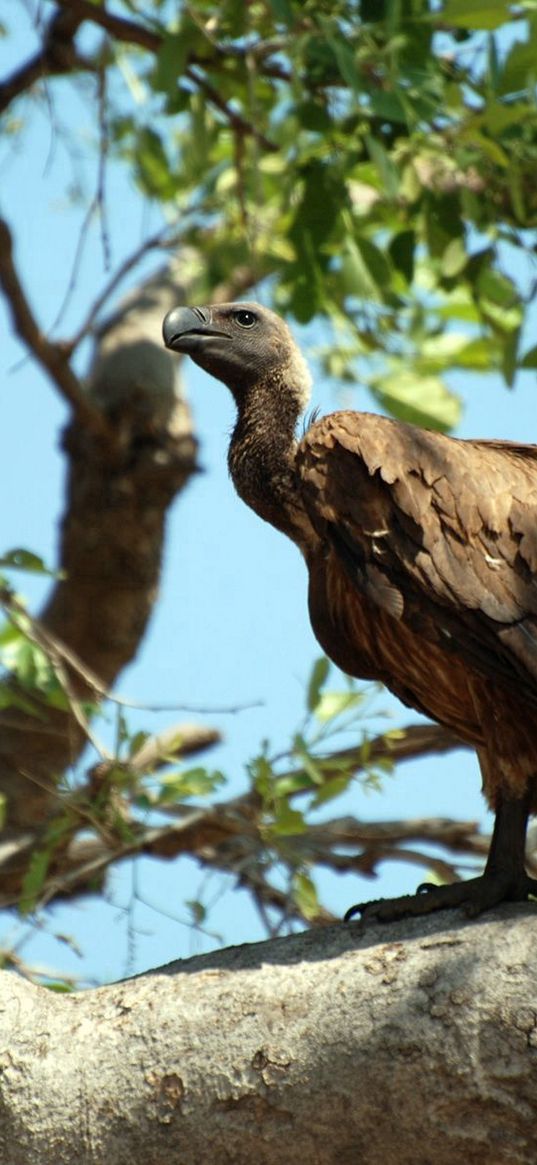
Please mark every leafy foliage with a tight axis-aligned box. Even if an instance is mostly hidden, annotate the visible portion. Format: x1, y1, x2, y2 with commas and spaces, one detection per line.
102, 0, 537, 427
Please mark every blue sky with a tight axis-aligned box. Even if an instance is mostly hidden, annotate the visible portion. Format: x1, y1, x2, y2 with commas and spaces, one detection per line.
1, 5, 536, 983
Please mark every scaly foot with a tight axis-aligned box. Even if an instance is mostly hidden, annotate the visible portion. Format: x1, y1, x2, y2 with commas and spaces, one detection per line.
344, 870, 537, 925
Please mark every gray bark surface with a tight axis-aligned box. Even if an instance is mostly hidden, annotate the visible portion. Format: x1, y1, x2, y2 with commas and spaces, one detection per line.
1, 908, 536, 1164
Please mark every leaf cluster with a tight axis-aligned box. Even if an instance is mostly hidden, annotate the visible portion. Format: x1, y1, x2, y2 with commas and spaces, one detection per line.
95, 0, 537, 427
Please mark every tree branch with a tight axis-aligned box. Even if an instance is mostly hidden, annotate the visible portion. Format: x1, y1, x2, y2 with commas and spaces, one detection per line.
0, 6, 87, 114
185, 65, 278, 152
0, 719, 487, 915
51, 0, 161, 54
0, 218, 109, 437
286, 723, 468, 796
1, 910, 536, 1163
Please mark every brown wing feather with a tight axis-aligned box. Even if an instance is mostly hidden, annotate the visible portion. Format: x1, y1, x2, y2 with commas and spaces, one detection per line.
298, 411, 537, 700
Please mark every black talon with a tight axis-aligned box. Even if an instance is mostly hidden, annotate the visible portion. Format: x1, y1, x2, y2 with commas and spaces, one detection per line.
343, 793, 537, 926
344, 902, 368, 922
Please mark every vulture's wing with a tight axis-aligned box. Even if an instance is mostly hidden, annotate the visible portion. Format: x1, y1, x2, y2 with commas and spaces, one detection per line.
298, 411, 537, 695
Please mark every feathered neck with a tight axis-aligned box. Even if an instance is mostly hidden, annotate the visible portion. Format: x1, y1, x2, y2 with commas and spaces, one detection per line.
227, 370, 316, 550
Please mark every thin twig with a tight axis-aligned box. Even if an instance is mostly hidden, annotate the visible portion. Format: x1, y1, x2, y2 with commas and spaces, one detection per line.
0, 217, 110, 437
96, 55, 112, 271
0, 6, 87, 114
185, 64, 278, 152
1, 584, 261, 716
2, 596, 112, 762
68, 225, 179, 351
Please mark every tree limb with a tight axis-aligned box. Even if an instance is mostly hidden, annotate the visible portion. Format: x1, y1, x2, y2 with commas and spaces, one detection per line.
48, 0, 161, 54
0, 6, 87, 114
0, 218, 109, 436
1, 909, 536, 1163
0, 720, 487, 914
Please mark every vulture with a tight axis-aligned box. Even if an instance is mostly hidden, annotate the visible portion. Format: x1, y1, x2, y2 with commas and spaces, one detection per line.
162, 301, 537, 923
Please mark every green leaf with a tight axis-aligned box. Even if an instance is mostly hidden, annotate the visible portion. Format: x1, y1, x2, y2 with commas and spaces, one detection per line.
272, 803, 307, 836
356, 237, 392, 289
478, 268, 520, 307
290, 161, 344, 250
152, 32, 193, 93
292, 871, 319, 919
341, 238, 381, 300
360, 0, 387, 20
487, 31, 500, 93
274, 772, 316, 797
482, 101, 534, 135
250, 755, 274, 798
312, 775, 353, 806
294, 99, 332, 132
266, 0, 295, 23
476, 268, 523, 331
128, 730, 150, 758
306, 656, 330, 713
20, 848, 51, 914
436, 291, 481, 325
314, 689, 363, 723
480, 298, 523, 333
419, 333, 473, 363
365, 135, 400, 199
157, 767, 226, 802
369, 88, 408, 124
438, 0, 512, 31
293, 746, 324, 786
520, 343, 537, 369
375, 372, 462, 432
0, 548, 59, 576
319, 20, 361, 92
135, 128, 176, 201
453, 338, 498, 370
288, 250, 325, 322
497, 38, 537, 96
441, 237, 467, 279
389, 230, 415, 283
0, 684, 45, 718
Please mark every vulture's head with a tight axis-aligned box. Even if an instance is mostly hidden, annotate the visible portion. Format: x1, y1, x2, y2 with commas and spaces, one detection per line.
162, 302, 312, 412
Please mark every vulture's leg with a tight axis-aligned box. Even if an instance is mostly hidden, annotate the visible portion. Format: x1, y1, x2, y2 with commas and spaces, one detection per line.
345, 789, 537, 925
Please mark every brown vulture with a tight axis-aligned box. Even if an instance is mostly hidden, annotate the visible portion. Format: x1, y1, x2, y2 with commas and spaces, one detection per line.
162, 301, 537, 923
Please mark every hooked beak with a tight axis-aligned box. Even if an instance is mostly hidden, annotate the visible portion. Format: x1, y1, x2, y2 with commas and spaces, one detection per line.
162, 306, 229, 353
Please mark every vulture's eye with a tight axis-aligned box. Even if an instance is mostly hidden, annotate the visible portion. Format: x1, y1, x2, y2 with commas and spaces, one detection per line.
234, 310, 257, 328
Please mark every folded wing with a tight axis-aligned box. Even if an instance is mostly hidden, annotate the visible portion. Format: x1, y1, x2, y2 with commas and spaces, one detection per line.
298, 411, 537, 700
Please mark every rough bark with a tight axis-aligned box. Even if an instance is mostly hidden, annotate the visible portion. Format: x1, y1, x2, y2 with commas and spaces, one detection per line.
0, 909, 536, 1164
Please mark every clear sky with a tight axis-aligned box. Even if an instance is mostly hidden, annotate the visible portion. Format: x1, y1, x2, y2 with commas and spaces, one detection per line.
1, 6, 536, 984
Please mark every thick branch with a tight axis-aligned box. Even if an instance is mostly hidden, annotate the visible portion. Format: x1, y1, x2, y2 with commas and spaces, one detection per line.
1, 910, 536, 1163
53, 0, 161, 53
4, 2, 276, 152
